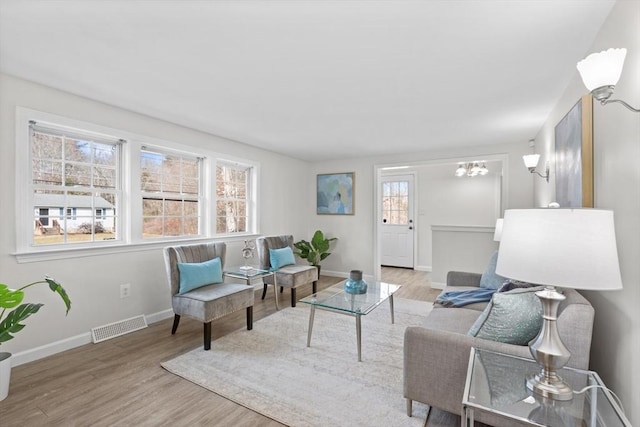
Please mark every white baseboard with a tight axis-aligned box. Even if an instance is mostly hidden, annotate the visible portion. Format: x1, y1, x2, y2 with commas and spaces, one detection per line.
145, 308, 174, 324
431, 282, 446, 290
12, 307, 176, 367
12, 333, 93, 367
414, 265, 432, 272
321, 269, 348, 279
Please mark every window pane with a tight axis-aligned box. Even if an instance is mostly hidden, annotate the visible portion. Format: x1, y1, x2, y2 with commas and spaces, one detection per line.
163, 173, 181, 193
215, 163, 251, 235
65, 163, 91, 186
383, 182, 390, 197
140, 149, 201, 239
32, 160, 63, 185
216, 217, 227, 234
31, 125, 121, 246
94, 166, 116, 189
32, 132, 62, 160
184, 217, 199, 235
184, 200, 198, 216
65, 139, 92, 162
93, 143, 116, 166
165, 199, 182, 216
183, 177, 199, 195
164, 217, 183, 236
143, 198, 163, 216
143, 217, 163, 238
142, 172, 161, 192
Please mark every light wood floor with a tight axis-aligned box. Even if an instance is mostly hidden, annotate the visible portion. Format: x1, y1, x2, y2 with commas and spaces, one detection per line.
0, 267, 452, 427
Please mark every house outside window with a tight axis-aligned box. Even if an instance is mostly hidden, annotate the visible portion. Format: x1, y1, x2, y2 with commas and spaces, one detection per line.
141, 148, 201, 239
30, 121, 121, 246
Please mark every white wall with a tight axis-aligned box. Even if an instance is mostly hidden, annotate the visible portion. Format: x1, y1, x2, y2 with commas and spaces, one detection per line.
0, 73, 310, 359
416, 161, 501, 270
532, 2, 640, 423
431, 226, 498, 286
310, 141, 534, 278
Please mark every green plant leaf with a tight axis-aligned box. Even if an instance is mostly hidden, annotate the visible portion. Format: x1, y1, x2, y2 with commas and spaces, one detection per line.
0, 303, 43, 344
45, 277, 71, 314
294, 231, 337, 267
294, 241, 312, 257
0, 284, 24, 309
307, 252, 319, 265
311, 230, 325, 249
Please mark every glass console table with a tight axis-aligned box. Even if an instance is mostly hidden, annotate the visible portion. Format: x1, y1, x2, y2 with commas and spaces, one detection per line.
462, 348, 631, 427
224, 266, 279, 310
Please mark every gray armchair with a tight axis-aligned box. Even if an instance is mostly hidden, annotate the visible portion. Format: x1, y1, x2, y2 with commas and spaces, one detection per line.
256, 235, 318, 307
164, 242, 254, 350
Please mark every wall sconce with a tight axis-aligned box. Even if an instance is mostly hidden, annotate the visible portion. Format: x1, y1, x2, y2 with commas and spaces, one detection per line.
455, 162, 488, 177
577, 48, 639, 113
523, 154, 549, 182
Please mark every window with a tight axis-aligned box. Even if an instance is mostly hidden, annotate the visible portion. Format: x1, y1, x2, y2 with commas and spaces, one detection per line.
381, 180, 410, 224
141, 148, 201, 239
216, 162, 251, 234
30, 122, 121, 246
16, 108, 259, 260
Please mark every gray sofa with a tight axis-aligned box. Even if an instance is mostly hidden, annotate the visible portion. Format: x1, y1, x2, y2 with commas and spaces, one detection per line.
403, 271, 595, 424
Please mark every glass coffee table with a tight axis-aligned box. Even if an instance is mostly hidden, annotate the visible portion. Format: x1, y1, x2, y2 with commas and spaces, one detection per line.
299, 280, 401, 362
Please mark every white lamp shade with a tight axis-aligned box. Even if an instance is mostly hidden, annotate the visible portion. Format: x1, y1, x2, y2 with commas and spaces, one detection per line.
577, 48, 627, 91
523, 154, 540, 169
496, 209, 622, 291
493, 218, 503, 242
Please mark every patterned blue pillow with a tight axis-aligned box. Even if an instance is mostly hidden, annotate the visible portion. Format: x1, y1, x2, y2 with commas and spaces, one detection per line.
269, 247, 296, 270
177, 257, 223, 294
479, 251, 508, 290
467, 286, 545, 345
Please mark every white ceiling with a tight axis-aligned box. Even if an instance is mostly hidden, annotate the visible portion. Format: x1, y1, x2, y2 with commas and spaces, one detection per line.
0, 1, 615, 162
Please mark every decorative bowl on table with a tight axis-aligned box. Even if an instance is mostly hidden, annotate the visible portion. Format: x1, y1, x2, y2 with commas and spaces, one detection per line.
344, 269, 367, 294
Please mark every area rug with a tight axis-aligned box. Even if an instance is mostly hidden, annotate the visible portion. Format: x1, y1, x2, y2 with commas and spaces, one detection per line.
161, 297, 432, 427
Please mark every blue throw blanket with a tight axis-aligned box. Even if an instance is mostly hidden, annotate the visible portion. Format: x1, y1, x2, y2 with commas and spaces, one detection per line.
435, 288, 496, 308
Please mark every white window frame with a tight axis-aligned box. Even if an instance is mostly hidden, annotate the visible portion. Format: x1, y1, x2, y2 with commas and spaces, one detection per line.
15, 107, 260, 263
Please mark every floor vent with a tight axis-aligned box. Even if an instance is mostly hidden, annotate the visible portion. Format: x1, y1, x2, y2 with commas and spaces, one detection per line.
91, 315, 148, 343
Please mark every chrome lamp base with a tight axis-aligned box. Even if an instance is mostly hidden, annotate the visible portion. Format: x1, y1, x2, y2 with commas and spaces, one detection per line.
527, 287, 574, 401
526, 369, 574, 401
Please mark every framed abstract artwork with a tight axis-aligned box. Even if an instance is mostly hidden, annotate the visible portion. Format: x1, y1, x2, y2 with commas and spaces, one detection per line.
317, 172, 354, 215
554, 94, 594, 208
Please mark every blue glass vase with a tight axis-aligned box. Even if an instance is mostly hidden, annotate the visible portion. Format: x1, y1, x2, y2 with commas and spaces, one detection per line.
344, 270, 367, 294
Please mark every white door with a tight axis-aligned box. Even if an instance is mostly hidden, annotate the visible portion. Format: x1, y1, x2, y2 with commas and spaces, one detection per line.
380, 175, 414, 268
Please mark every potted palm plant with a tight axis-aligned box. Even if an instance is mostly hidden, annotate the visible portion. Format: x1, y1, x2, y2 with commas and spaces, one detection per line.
293, 230, 337, 276
0, 276, 71, 401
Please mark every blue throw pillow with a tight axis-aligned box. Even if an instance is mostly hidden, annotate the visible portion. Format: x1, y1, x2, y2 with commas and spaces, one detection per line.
479, 251, 508, 290
467, 286, 545, 345
269, 247, 296, 270
177, 257, 223, 294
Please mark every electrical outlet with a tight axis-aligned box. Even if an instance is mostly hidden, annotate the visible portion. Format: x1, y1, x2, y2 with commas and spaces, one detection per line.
120, 283, 131, 299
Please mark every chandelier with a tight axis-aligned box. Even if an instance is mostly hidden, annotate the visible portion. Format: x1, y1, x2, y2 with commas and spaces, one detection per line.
455, 162, 488, 177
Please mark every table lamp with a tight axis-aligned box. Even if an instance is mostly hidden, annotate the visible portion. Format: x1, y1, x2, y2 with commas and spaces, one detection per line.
496, 209, 622, 400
